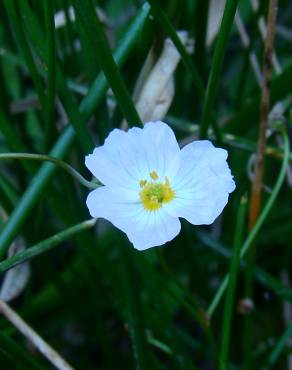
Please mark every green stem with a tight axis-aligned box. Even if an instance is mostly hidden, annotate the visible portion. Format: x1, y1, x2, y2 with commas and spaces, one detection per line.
0, 153, 98, 189
207, 129, 290, 316
219, 195, 247, 370
200, 0, 239, 138
0, 220, 96, 273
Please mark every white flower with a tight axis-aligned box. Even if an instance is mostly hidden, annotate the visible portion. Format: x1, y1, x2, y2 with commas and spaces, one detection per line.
85, 121, 235, 251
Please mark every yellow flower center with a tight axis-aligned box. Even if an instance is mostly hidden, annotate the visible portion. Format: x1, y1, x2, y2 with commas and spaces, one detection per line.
139, 171, 175, 211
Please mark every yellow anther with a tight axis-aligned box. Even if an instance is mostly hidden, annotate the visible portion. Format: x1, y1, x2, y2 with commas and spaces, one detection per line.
139, 179, 147, 188
150, 171, 159, 180
139, 176, 175, 211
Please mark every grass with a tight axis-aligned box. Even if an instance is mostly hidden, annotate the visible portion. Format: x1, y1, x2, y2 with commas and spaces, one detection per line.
0, 0, 291, 369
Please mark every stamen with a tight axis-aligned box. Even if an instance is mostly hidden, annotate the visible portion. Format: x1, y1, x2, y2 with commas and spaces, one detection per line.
139, 179, 147, 188
139, 175, 175, 211
150, 171, 159, 180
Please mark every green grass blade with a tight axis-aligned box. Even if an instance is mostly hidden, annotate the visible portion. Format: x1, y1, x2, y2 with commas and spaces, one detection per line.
0, 220, 96, 273
3, 0, 45, 111
262, 324, 292, 370
0, 7, 150, 257
147, 0, 205, 99
0, 126, 75, 259
219, 195, 247, 370
17, 0, 93, 153
200, 0, 239, 138
207, 129, 290, 316
72, 0, 142, 126
0, 110, 36, 174
0, 332, 42, 370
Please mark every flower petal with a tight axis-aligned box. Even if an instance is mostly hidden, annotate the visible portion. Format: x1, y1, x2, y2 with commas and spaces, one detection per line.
85, 121, 180, 188
128, 209, 181, 251
139, 121, 180, 178
86, 186, 181, 250
165, 140, 235, 224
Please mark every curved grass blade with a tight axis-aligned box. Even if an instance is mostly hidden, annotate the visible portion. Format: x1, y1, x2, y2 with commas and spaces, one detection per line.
0, 220, 96, 273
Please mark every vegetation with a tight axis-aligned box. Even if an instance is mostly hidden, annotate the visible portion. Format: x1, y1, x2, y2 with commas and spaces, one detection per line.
0, 0, 291, 369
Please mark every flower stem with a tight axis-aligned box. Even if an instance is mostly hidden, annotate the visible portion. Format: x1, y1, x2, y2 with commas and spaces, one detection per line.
0, 153, 98, 189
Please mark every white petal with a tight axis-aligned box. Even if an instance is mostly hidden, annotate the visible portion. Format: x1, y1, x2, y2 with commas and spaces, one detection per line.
85, 121, 180, 188
140, 121, 180, 178
165, 140, 235, 225
86, 186, 181, 250
85, 128, 143, 189
128, 209, 181, 251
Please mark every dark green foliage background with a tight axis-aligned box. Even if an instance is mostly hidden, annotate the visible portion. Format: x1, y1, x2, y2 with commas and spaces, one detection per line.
0, 0, 291, 369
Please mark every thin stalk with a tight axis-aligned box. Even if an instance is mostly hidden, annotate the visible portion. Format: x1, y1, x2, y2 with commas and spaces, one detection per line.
248, 0, 279, 231
244, 2, 278, 367
219, 195, 247, 370
207, 129, 290, 316
44, 0, 56, 150
200, 0, 239, 139
0, 220, 96, 273
0, 153, 98, 189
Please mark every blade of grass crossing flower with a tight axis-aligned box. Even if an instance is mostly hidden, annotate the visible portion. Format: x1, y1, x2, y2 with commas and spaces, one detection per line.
0, 7, 150, 257
72, 0, 142, 126
43, 0, 56, 150
219, 195, 247, 370
0, 220, 96, 273
3, 0, 45, 111
200, 0, 239, 139
207, 129, 290, 316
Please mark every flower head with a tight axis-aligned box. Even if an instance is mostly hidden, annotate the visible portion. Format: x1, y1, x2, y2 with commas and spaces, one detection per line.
85, 121, 235, 250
